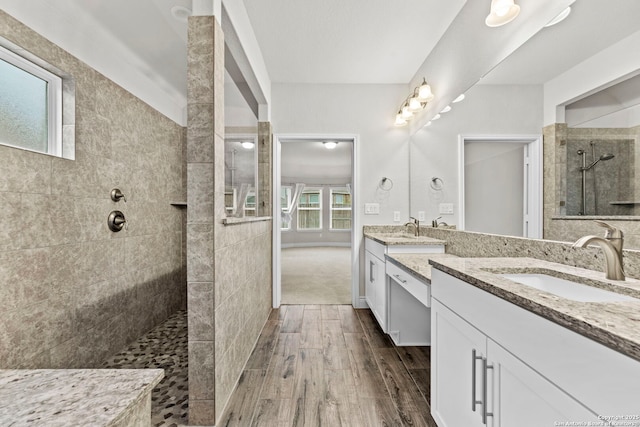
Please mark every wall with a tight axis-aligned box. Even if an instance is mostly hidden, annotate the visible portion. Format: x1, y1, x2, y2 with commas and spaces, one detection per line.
271, 83, 411, 300
186, 17, 272, 425
0, 11, 186, 368
410, 84, 544, 227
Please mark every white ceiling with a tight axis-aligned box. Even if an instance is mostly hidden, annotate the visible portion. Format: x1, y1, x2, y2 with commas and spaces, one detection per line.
281, 140, 353, 182
241, 0, 466, 84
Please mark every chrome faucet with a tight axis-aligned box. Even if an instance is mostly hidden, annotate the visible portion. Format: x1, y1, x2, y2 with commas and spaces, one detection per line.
404, 217, 420, 237
572, 220, 625, 281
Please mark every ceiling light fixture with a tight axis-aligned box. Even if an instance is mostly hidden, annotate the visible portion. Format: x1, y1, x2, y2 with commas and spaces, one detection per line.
323, 141, 338, 150
545, 6, 571, 27
241, 141, 255, 150
171, 5, 192, 23
453, 93, 466, 103
393, 77, 435, 127
441, 105, 452, 113
424, 121, 432, 127
485, 0, 520, 27
432, 114, 442, 121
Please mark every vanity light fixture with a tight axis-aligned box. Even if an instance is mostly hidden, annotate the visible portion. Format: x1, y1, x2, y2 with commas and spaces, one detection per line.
453, 93, 465, 103
440, 105, 452, 113
393, 77, 435, 126
545, 6, 571, 27
323, 141, 338, 150
485, 0, 520, 27
241, 141, 255, 150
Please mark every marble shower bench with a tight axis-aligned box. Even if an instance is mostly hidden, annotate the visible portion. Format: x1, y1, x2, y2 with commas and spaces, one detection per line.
0, 369, 163, 426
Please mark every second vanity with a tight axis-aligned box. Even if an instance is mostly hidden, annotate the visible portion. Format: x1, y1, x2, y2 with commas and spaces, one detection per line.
363, 231, 447, 345
429, 257, 640, 427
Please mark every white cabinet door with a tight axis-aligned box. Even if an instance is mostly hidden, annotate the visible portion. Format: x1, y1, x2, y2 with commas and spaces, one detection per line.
365, 250, 387, 332
364, 250, 376, 310
487, 339, 598, 427
431, 299, 487, 427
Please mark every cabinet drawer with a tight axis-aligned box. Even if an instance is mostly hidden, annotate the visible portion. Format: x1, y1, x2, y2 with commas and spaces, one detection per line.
386, 261, 430, 307
365, 237, 387, 260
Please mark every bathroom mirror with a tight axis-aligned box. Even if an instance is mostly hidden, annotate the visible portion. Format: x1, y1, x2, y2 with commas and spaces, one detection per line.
408, 1, 640, 249
224, 68, 259, 217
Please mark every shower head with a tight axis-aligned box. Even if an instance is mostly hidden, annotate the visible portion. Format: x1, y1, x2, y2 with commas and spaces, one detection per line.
582, 153, 614, 170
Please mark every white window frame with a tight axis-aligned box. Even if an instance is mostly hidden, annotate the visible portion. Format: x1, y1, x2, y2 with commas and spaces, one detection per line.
0, 45, 63, 157
329, 187, 352, 230
297, 188, 323, 231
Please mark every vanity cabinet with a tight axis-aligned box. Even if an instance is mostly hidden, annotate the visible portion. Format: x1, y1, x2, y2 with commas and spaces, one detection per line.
431, 269, 640, 427
386, 261, 431, 346
365, 246, 387, 332
364, 237, 444, 332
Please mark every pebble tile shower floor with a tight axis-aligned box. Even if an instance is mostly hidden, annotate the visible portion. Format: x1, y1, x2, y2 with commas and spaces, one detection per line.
102, 310, 188, 427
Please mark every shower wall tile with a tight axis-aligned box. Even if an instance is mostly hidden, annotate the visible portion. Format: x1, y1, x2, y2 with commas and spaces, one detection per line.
188, 282, 215, 341
187, 15, 273, 424
0, 10, 186, 369
0, 145, 52, 194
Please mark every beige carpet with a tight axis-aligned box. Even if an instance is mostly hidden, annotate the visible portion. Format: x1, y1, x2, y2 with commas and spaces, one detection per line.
281, 246, 352, 304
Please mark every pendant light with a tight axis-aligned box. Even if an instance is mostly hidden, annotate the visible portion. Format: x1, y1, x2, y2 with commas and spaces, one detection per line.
485, 0, 520, 27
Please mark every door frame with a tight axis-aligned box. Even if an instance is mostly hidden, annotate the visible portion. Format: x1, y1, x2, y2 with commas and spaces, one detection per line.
272, 133, 360, 308
457, 134, 542, 238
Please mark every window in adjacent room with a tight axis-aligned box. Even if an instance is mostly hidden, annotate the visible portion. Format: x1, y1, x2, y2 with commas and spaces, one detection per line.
0, 44, 63, 156
298, 188, 322, 230
244, 191, 256, 217
330, 188, 352, 230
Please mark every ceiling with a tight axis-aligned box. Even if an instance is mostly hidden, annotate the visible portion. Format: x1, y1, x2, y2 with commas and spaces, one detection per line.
281, 140, 353, 182
241, 0, 466, 84
3, 0, 640, 121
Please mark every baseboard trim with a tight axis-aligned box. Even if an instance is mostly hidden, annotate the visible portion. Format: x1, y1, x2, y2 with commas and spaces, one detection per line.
281, 242, 351, 249
354, 297, 369, 309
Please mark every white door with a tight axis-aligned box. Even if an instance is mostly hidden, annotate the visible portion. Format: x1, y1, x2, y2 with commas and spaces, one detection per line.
459, 136, 542, 239
487, 339, 598, 427
431, 299, 487, 427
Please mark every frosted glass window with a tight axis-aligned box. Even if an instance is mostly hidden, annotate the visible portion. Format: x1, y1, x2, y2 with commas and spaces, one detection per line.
0, 46, 62, 156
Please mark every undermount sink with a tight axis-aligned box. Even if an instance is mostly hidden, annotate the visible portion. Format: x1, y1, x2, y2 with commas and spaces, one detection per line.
500, 273, 638, 303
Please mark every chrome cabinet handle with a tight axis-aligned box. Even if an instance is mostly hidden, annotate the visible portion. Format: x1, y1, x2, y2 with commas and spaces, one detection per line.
370, 260, 375, 282
471, 349, 483, 412
482, 359, 494, 424
393, 274, 407, 284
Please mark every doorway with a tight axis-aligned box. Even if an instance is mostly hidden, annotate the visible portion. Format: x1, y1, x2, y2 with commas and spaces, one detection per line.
458, 135, 542, 238
272, 135, 359, 308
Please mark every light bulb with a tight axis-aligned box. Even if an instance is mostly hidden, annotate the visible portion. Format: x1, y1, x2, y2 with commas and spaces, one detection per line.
493, 0, 512, 17
402, 105, 413, 119
409, 96, 423, 112
418, 81, 434, 101
241, 141, 255, 149
323, 141, 337, 149
394, 114, 407, 126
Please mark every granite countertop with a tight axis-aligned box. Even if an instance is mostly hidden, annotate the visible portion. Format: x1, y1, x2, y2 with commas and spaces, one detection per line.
0, 369, 164, 426
364, 232, 446, 246
386, 253, 459, 283
429, 257, 640, 362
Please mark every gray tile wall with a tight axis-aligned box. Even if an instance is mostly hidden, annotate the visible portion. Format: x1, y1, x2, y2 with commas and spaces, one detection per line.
186, 16, 273, 425
0, 11, 186, 368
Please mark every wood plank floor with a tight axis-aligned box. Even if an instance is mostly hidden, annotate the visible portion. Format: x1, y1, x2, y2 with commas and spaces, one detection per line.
218, 305, 437, 427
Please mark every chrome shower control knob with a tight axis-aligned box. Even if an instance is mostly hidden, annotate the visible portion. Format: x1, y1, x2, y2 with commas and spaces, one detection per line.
108, 210, 127, 232
110, 188, 126, 202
